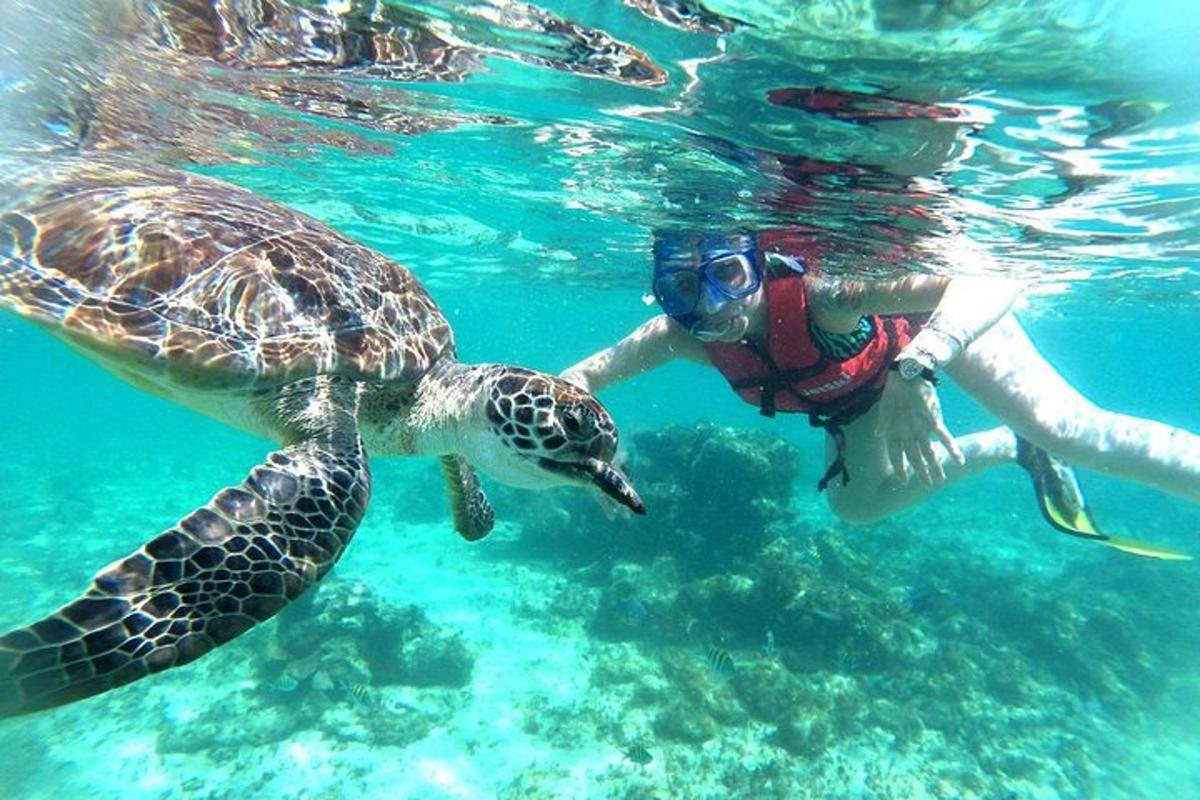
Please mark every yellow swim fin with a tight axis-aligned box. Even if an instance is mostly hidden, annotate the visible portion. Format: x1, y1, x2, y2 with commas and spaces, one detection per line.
1017, 437, 1104, 539
1099, 536, 1192, 562
1016, 437, 1192, 561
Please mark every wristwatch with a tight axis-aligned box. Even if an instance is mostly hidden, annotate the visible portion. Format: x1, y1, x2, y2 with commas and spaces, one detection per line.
890, 348, 939, 384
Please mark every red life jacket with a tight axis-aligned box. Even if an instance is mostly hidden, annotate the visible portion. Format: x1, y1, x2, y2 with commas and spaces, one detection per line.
703, 273, 920, 488
766, 87, 964, 124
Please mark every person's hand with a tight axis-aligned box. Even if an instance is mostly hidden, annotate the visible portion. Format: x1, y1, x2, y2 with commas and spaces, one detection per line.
874, 375, 964, 485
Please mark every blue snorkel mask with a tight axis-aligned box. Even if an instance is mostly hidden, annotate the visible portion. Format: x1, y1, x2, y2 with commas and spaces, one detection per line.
651, 231, 763, 335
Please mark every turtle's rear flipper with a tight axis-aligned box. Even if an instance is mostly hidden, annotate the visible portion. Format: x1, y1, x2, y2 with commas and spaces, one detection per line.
439, 455, 494, 541
0, 417, 371, 717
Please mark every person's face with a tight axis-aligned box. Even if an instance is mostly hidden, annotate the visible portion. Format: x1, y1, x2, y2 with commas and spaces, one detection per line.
688, 280, 763, 342
654, 248, 764, 342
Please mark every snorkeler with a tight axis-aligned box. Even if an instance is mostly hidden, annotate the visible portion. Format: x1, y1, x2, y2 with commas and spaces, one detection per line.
561, 229, 1198, 559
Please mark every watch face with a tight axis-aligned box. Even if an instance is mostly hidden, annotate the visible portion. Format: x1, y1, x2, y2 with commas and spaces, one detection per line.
899, 358, 923, 380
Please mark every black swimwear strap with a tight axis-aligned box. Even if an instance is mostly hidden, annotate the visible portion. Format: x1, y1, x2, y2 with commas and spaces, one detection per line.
817, 423, 849, 491
810, 393, 879, 491
729, 340, 829, 419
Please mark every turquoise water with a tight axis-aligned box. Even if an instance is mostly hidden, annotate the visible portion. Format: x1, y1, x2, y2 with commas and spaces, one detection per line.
2, 1, 1200, 797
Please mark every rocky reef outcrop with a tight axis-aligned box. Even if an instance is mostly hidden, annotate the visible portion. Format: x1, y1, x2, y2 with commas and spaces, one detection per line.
503, 421, 1200, 796
270, 579, 475, 690
158, 579, 474, 754
509, 421, 801, 576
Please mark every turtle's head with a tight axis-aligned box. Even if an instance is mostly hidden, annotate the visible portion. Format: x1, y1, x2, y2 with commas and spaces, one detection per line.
468, 367, 644, 514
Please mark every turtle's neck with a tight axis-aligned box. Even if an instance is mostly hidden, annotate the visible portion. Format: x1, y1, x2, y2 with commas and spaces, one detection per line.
402, 360, 488, 457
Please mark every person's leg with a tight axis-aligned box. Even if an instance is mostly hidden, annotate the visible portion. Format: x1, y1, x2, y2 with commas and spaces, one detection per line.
826, 312, 1200, 524
824, 408, 1015, 524
946, 314, 1200, 502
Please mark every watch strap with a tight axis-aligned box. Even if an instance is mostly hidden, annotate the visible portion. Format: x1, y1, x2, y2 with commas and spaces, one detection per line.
888, 360, 939, 385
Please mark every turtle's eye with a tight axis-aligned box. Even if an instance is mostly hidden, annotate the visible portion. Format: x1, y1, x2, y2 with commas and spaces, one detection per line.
562, 408, 584, 434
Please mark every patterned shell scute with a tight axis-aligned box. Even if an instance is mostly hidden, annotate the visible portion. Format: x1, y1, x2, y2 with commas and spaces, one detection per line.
0, 158, 453, 388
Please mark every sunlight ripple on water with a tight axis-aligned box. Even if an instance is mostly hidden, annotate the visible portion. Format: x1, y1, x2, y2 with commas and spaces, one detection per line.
0, 0, 1197, 301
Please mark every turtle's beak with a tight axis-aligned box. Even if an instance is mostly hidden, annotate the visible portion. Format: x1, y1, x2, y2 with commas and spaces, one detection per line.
537, 457, 645, 514
581, 457, 646, 515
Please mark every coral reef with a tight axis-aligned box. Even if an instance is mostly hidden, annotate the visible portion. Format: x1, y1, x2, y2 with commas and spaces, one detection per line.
5, 422, 1197, 799
505, 422, 1200, 796
576, 513, 1200, 794
158, 578, 475, 755
506, 421, 801, 576
271, 579, 476, 690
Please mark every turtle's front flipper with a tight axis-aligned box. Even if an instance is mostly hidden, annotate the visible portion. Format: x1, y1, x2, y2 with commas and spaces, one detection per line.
0, 403, 371, 717
439, 455, 495, 541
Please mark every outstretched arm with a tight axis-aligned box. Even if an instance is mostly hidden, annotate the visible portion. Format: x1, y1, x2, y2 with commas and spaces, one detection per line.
560, 315, 710, 393
812, 272, 1024, 362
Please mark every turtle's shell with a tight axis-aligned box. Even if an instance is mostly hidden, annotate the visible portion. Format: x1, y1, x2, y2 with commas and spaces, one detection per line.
0, 157, 454, 388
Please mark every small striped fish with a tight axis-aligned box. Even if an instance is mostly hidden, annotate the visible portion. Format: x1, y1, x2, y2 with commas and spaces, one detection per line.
262, 675, 300, 693
349, 683, 371, 703
706, 646, 735, 679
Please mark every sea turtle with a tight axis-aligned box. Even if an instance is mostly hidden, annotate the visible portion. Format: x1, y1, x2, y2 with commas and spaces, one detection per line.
0, 155, 644, 717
